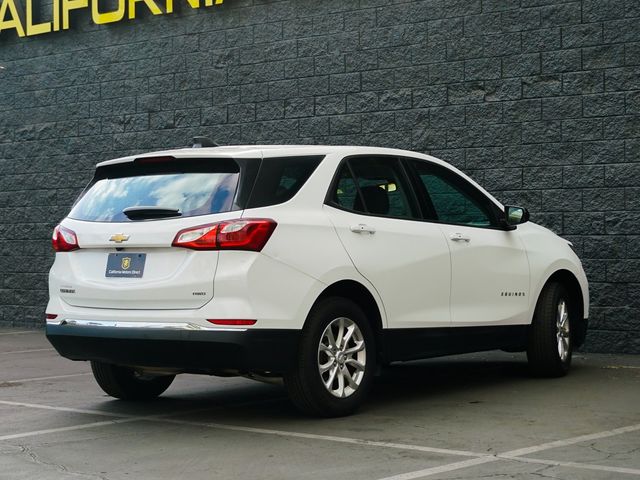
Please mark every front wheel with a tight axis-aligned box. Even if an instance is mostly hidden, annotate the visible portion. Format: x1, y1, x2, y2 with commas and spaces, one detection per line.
527, 282, 573, 377
285, 297, 376, 417
91, 361, 175, 400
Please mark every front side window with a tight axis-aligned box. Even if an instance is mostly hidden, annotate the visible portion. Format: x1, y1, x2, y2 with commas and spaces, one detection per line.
411, 160, 494, 227
330, 157, 417, 219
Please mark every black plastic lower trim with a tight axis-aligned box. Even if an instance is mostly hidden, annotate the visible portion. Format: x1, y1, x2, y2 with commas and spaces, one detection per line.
47, 320, 589, 374
381, 325, 530, 363
46, 325, 300, 374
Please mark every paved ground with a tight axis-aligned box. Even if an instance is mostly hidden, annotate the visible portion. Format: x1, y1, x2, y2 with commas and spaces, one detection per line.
0, 328, 638, 480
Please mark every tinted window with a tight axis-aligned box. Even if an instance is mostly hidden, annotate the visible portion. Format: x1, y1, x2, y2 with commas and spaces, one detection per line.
247, 156, 323, 208
69, 158, 241, 222
332, 165, 360, 211
331, 157, 417, 219
411, 161, 493, 227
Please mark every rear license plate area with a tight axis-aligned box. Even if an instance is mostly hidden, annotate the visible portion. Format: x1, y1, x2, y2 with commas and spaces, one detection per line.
105, 253, 146, 278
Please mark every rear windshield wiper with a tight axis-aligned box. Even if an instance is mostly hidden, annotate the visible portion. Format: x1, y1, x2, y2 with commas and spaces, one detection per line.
123, 206, 182, 220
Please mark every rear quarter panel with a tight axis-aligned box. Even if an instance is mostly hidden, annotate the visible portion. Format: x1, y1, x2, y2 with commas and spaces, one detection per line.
240, 152, 388, 329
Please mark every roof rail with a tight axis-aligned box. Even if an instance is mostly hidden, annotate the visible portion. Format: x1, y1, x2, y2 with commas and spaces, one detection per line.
192, 137, 219, 148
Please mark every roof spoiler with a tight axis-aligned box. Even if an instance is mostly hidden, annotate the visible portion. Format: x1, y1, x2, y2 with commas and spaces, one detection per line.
192, 137, 219, 148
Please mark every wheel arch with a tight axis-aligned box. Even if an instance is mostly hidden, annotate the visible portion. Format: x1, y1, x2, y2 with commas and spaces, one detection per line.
539, 269, 588, 348
309, 280, 386, 362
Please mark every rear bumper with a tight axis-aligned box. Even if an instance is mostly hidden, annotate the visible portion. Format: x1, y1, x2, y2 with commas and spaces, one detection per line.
46, 323, 300, 374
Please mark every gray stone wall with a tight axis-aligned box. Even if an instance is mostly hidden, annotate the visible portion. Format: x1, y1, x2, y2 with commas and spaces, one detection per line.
0, 0, 638, 352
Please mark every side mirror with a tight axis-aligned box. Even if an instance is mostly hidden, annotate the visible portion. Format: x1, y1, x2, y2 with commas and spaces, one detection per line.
504, 205, 530, 228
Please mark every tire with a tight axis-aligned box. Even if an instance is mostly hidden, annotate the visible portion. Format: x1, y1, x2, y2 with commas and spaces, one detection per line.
527, 282, 573, 377
90, 361, 175, 400
285, 297, 376, 417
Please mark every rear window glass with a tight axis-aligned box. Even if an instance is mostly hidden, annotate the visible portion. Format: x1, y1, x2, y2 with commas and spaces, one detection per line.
247, 156, 324, 208
69, 158, 242, 222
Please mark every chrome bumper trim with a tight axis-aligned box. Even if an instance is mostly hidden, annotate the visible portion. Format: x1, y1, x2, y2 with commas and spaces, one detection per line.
46, 319, 247, 333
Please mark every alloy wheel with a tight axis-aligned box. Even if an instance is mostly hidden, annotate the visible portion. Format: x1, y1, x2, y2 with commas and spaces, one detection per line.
556, 299, 570, 362
317, 317, 367, 398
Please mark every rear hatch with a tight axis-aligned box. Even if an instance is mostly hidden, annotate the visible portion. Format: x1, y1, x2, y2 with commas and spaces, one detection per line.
53, 155, 258, 310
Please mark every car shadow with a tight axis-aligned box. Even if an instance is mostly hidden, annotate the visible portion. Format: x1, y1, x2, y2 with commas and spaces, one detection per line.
87, 351, 590, 423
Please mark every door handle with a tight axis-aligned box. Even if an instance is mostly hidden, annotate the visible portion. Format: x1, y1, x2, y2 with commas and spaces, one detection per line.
450, 233, 470, 243
350, 224, 376, 234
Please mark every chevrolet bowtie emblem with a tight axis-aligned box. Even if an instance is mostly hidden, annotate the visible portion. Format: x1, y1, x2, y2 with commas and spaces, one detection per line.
109, 234, 130, 243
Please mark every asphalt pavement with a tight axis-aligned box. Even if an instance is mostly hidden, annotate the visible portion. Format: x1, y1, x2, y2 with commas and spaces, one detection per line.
0, 327, 638, 480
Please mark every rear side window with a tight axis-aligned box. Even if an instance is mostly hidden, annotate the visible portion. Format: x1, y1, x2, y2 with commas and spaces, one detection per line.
332, 166, 360, 210
69, 158, 245, 222
330, 157, 417, 219
246, 156, 323, 208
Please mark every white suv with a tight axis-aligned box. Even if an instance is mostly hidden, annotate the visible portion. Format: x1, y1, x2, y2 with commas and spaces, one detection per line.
46, 142, 589, 416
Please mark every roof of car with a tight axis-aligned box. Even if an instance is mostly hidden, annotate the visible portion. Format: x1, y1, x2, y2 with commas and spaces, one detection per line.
95, 145, 437, 167
94, 144, 505, 210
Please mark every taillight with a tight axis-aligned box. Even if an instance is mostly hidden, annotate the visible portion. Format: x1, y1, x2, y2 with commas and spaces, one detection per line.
52, 225, 79, 252
172, 219, 276, 251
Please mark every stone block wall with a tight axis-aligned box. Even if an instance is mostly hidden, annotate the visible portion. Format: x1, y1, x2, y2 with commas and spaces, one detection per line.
0, 0, 638, 352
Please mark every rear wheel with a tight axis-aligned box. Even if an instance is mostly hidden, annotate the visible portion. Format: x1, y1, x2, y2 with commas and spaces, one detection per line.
91, 361, 175, 400
285, 297, 376, 417
527, 282, 573, 377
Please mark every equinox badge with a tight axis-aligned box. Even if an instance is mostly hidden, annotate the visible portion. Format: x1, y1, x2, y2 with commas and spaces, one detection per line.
109, 234, 130, 243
